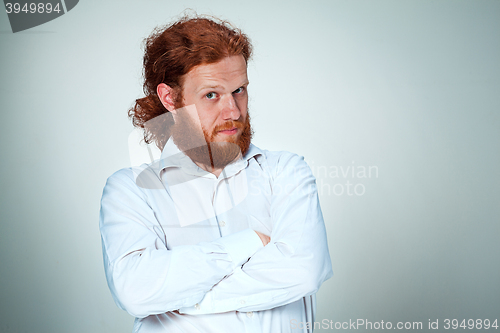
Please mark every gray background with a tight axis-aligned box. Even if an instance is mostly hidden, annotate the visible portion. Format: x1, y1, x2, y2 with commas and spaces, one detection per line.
1, 0, 499, 332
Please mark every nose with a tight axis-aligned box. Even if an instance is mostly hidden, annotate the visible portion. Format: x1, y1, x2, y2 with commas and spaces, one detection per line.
220, 94, 241, 120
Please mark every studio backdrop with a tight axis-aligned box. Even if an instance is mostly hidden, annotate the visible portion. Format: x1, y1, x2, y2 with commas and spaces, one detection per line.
0, 1, 498, 332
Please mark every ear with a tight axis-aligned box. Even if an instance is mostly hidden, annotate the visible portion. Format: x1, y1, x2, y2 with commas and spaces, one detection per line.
157, 83, 178, 114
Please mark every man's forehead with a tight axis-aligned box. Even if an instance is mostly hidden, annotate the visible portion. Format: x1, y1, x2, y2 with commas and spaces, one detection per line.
185, 55, 248, 89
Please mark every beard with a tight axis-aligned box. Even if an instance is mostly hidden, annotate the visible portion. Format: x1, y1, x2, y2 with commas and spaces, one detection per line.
170, 108, 252, 170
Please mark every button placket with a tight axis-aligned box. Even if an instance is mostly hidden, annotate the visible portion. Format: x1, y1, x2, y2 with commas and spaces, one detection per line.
213, 175, 232, 232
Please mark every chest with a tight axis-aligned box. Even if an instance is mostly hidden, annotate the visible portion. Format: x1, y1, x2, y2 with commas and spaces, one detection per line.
144, 165, 274, 249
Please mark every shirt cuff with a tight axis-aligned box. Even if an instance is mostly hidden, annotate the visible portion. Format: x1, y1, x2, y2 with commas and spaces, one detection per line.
212, 228, 264, 268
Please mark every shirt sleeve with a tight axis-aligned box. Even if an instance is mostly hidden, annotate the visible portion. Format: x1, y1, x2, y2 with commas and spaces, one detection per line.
99, 168, 263, 319
178, 153, 333, 315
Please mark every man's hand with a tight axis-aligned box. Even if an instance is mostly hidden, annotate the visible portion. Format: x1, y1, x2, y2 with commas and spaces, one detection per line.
254, 231, 270, 246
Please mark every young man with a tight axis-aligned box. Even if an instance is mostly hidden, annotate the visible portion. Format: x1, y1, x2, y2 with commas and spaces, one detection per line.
100, 16, 333, 333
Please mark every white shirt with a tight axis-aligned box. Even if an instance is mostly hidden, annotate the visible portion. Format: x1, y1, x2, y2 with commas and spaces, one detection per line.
99, 139, 333, 333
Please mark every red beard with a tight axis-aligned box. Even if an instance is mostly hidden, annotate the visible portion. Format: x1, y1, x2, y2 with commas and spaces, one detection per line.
171, 108, 252, 170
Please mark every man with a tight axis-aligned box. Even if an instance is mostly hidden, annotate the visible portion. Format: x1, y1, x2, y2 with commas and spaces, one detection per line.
100, 15, 333, 333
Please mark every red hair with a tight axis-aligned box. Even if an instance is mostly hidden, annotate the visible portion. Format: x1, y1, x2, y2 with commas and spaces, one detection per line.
128, 15, 253, 150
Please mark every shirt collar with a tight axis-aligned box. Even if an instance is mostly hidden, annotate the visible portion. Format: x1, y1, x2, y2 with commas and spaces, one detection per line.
154, 138, 263, 179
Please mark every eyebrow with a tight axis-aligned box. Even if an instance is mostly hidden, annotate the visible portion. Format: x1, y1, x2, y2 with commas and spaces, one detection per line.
196, 81, 249, 94
196, 85, 224, 93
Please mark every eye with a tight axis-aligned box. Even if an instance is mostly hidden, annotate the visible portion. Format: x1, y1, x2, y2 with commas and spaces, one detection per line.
206, 92, 217, 100
233, 87, 245, 94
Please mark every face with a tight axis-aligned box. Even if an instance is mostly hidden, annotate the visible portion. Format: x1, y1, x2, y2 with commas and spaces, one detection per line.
169, 55, 252, 169
181, 55, 249, 142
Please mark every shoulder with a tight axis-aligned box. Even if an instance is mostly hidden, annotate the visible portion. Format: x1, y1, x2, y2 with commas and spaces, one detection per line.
105, 166, 139, 190
101, 167, 139, 200
106, 167, 135, 183
103, 163, 160, 197
262, 149, 304, 166
250, 145, 312, 178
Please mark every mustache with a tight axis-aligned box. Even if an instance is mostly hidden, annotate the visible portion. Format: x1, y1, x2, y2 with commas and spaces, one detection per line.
212, 120, 245, 134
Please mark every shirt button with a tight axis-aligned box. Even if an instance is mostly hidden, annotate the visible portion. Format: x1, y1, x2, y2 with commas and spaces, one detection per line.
220, 221, 226, 227
194, 303, 200, 310
240, 299, 246, 304
246, 311, 253, 318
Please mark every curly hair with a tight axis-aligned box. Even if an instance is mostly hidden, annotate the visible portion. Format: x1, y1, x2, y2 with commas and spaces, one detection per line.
128, 15, 253, 151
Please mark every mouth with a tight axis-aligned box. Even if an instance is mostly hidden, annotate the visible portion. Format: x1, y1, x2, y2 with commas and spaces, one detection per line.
217, 127, 238, 135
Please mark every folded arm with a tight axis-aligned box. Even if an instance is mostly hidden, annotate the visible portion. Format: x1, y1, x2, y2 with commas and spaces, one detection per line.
99, 169, 263, 318
179, 154, 333, 314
